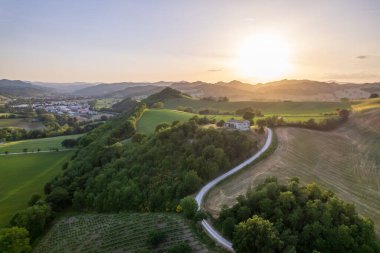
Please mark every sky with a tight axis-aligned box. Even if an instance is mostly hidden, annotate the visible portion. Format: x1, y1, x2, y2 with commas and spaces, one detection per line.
0, 0, 379, 83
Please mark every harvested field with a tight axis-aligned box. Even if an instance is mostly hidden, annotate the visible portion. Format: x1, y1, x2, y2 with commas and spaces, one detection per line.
205, 108, 380, 235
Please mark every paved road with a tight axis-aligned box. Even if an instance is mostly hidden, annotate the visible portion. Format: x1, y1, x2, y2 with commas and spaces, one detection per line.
195, 128, 273, 252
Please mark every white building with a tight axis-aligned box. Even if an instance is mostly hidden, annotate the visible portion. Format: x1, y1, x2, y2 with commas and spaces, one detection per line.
224, 119, 250, 131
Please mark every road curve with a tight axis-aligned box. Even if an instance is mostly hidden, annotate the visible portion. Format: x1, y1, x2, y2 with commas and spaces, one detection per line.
195, 128, 273, 252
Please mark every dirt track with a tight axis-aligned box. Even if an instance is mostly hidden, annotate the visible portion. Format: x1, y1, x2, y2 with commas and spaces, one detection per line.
205, 109, 380, 235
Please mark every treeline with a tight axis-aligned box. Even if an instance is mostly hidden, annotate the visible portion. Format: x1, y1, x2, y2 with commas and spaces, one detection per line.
217, 177, 380, 253
0, 121, 103, 142
256, 109, 350, 132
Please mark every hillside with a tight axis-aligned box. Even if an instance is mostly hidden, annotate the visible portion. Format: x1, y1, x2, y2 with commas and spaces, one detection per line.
106, 85, 165, 99
0, 79, 52, 97
205, 108, 380, 235
76, 82, 172, 97
143, 87, 191, 105
170, 80, 380, 101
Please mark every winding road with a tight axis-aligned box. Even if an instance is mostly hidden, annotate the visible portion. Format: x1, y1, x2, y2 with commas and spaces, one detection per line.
195, 128, 273, 252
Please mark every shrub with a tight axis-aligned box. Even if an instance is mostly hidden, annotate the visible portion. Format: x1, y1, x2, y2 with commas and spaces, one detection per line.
167, 241, 192, 253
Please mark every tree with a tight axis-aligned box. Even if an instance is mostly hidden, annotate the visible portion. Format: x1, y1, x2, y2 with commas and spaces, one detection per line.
146, 230, 167, 248
243, 111, 255, 121
27, 193, 42, 206
155, 122, 170, 133
167, 242, 192, 253
369, 93, 379, 98
0, 227, 31, 253
216, 120, 225, 127
10, 204, 52, 240
131, 133, 146, 143
179, 196, 198, 219
151, 102, 164, 109
338, 109, 350, 121
233, 215, 282, 253
45, 187, 71, 211
61, 139, 78, 148
222, 217, 236, 238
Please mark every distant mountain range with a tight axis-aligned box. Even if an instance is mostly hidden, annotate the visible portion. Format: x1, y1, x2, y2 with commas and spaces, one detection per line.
1, 78, 380, 101
0, 79, 53, 97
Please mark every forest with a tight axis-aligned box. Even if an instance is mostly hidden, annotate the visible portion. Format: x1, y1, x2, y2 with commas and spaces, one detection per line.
216, 177, 380, 253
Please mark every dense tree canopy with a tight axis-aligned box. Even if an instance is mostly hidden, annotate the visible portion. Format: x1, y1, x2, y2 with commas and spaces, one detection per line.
46, 103, 257, 213
0, 227, 31, 253
217, 177, 380, 253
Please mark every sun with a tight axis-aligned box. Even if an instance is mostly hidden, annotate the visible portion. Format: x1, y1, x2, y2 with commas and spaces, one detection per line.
233, 33, 293, 82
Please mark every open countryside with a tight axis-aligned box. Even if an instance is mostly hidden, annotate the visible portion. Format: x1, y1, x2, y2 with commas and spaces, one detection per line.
205, 107, 380, 235
0, 151, 73, 226
0, 134, 83, 154
1, 1, 380, 252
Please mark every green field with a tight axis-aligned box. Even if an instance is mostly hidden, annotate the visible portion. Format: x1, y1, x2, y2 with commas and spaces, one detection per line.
34, 213, 210, 253
164, 98, 353, 115
0, 134, 83, 154
0, 152, 73, 226
0, 118, 45, 130
352, 98, 380, 112
94, 98, 121, 109
136, 109, 243, 134
136, 108, 331, 135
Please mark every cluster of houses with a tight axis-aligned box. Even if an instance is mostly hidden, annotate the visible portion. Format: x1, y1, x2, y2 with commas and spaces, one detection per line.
224, 119, 251, 131
32, 101, 97, 116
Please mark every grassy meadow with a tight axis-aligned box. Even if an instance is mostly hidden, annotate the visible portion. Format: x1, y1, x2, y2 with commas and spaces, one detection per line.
136, 109, 243, 134
0, 134, 83, 154
34, 213, 209, 253
0, 151, 73, 226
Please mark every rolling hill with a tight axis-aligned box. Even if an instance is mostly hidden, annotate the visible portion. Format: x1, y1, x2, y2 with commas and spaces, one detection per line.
170, 80, 380, 101
0, 79, 53, 97
75, 81, 172, 97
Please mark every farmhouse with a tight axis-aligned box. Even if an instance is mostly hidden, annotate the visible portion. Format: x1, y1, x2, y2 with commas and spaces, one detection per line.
224, 119, 250, 131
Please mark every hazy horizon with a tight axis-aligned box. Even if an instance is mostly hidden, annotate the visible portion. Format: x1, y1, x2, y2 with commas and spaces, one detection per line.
1, 0, 380, 83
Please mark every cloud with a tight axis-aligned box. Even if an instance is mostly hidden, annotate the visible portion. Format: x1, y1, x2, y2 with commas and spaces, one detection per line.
208, 69, 222, 72
323, 72, 380, 80
356, 55, 368, 60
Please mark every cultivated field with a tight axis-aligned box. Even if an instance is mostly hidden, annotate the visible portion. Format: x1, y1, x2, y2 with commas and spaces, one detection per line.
0, 151, 73, 226
205, 108, 380, 235
34, 213, 210, 253
164, 98, 352, 115
0, 134, 83, 154
0, 118, 45, 130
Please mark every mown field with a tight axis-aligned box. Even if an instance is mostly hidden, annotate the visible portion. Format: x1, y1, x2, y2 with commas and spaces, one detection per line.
136, 109, 243, 134
0, 151, 73, 226
164, 98, 353, 115
0, 118, 45, 130
34, 213, 210, 253
205, 108, 380, 235
0, 134, 83, 154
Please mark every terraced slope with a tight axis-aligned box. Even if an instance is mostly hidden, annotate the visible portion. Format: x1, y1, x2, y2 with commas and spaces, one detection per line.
34, 213, 210, 253
205, 108, 380, 235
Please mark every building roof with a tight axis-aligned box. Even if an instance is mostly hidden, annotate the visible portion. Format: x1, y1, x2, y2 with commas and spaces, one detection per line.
227, 119, 250, 124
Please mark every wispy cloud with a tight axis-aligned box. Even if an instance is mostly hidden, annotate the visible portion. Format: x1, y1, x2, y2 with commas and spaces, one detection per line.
356, 55, 368, 60
323, 72, 380, 80
208, 69, 222, 72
